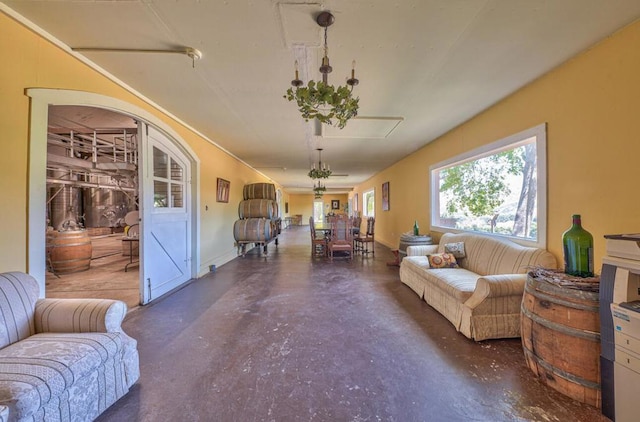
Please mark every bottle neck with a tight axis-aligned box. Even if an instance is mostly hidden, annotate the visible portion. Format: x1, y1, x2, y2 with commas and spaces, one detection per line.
572, 215, 582, 227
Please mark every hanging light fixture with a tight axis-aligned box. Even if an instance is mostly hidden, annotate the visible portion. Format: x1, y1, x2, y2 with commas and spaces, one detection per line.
313, 180, 327, 198
308, 148, 332, 179
284, 11, 360, 130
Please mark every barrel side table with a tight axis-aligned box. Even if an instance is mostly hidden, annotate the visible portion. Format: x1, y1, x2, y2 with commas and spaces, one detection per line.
387, 233, 433, 266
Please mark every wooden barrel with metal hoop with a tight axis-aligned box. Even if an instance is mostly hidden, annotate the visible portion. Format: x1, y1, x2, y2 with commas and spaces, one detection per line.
238, 199, 278, 219
46, 230, 92, 274
242, 183, 276, 201
398, 234, 433, 259
233, 218, 273, 242
521, 272, 601, 408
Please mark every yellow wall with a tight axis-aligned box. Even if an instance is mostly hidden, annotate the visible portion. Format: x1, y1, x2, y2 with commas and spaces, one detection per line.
288, 194, 313, 225
287, 193, 349, 225
319, 194, 349, 216
0, 13, 279, 275
355, 19, 640, 272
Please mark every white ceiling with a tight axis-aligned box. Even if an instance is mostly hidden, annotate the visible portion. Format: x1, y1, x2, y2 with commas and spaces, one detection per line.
4, 1, 640, 194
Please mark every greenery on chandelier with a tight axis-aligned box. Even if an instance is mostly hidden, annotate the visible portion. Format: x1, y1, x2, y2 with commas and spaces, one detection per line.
308, 167, 332, 179
313, 184, 326, 198
285, 81, 359, 129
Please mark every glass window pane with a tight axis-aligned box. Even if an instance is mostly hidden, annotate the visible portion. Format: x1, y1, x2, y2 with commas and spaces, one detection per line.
430, 124, 547, 247
153, 147, 168, 178
363, 190, 375, 217
171, 183, 183, 208
313, 200, 324, 223
170, 158, 183, 182
436, 144, 535, 239
154, 180, 168, 207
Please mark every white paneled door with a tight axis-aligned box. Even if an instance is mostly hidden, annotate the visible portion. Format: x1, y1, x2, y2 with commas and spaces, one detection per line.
141, 125, 192, 303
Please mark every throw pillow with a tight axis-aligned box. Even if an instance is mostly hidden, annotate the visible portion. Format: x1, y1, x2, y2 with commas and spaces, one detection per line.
427, 252, 459, 268
444, 242, 466, 259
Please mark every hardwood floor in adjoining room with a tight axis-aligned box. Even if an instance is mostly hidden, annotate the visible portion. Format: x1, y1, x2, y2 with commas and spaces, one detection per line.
46, 234, 140, 309
97, 226, 607, 422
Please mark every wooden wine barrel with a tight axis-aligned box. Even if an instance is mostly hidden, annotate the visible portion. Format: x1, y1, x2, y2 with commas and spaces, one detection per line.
521, 273, 601, 408
233, 218, 273, 242
238, 199, 278, 219
272, 218, 282, 235
46, 230, 92, 274
398, 234, 433, 259
243, 183, 276, 201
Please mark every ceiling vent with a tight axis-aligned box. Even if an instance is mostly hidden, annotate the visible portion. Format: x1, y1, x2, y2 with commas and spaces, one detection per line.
322, 116, 404, 139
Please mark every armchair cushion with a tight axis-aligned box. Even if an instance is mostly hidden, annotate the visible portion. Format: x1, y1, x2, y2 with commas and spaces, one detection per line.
0, 273, 38, 350
35, 298, 127, 334
0, 332, 124, 420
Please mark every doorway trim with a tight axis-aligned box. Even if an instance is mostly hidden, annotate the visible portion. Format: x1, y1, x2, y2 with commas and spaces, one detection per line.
27, 88, 201, 298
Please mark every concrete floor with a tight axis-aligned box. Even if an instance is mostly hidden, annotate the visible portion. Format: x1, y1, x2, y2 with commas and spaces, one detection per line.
96, 226, 607, 422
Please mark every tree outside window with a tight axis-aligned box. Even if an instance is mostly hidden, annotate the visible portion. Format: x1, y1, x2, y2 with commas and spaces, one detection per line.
431, 124, 546, 247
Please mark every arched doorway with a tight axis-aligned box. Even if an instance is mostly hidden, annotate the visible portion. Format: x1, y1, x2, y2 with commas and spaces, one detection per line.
27, 89, 200, 305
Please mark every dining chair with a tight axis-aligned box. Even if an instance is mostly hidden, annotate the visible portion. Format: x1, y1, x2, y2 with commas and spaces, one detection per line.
327, 214, 354, 261
354, 217, 375, 256
352, 216, 362, 237
309, 217, 326, 257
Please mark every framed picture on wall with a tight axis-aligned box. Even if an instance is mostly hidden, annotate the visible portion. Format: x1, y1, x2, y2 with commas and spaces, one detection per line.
285, 202, 289, 213
382, 181, 390, 211
331, 199, 340, 210
216, 178, 230, 203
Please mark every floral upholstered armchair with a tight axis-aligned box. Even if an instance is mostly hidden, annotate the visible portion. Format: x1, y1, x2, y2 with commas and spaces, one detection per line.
0, 272, 139, 421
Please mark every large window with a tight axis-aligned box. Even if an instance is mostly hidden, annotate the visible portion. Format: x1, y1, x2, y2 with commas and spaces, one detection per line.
431, 123, 547, 248
363, 189, 375, 217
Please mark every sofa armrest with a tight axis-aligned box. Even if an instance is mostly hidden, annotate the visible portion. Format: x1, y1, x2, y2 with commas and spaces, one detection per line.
406, 244, 439, 256
463, 274, 526, 309
34, 298, 128, 334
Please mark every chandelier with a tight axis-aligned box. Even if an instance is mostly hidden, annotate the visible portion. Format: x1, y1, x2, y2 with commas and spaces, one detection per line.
308, 148, 332, 179
285, 11, 360, 129
313, 180, 326, 198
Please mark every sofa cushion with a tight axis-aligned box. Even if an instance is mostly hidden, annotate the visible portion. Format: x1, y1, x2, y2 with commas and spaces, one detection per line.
444, 241, 466, 258
427, 253, 459, 268
0, 332, 122, 420
437, 233, 557, 276
419, 268, 479, 303
401, 257, 479, 303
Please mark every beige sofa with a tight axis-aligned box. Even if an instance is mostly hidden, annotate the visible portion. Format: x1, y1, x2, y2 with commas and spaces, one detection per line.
0, 272, 139, 421
399, 233, 556, 341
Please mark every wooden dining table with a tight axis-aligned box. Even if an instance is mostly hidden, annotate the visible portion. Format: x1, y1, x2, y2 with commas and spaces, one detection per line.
313, 223, 332, 241
314, 222, 359, 239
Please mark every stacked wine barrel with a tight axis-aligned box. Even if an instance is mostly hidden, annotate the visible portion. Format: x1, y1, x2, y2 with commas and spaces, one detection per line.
233, 183, 280, 256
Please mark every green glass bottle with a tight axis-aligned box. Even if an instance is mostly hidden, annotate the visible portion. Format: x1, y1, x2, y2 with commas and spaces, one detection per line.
413, 220, 419, 236
562, 214, 594, 277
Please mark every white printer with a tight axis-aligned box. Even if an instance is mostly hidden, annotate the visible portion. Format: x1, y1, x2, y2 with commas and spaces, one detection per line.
602, 234, 640, 421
